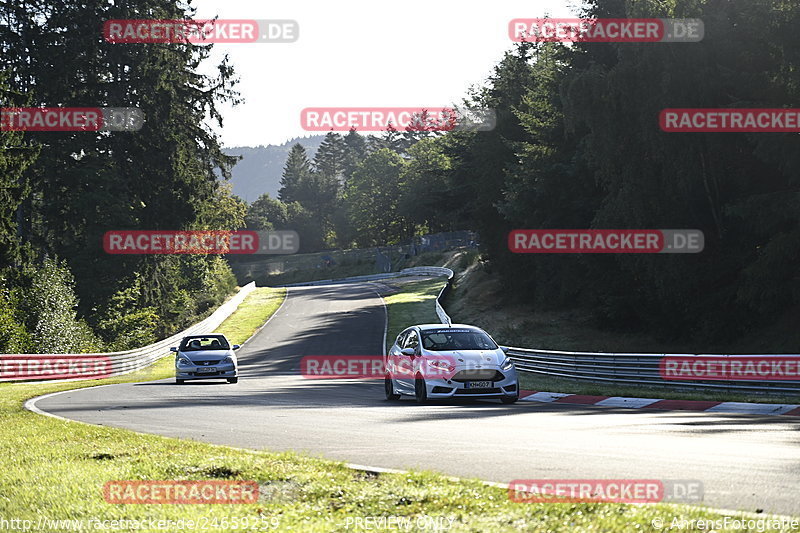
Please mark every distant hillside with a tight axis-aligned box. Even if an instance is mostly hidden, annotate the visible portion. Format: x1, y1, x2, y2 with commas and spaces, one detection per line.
223, 135, 325, 203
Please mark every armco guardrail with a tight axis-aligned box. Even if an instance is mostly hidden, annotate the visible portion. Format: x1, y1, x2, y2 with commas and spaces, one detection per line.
417, 271, 800, 395
47, 264, 786, 395
280, 266, 454, 289
390, 267, 454, 325
0, 282, 257, 382
503, 348, 800, 394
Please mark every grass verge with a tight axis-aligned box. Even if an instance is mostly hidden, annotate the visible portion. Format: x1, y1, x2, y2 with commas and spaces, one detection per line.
1, 284, 791, 531
99, 287, 286, 384
214, 287, 285, 347
381, 278, 443, 353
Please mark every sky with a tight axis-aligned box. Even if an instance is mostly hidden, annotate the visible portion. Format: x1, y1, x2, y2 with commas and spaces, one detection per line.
192, 0, 583, 148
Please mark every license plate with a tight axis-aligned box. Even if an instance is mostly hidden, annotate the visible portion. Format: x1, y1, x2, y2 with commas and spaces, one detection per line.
197, 367, 216, 373
465, 381, 492, 389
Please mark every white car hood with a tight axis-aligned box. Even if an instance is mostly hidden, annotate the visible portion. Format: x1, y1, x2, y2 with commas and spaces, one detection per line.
436, 349, 505, 367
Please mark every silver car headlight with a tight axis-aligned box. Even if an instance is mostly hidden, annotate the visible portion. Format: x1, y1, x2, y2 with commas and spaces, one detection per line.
221, 356, 234, 365
176, 357, 193, 367
500, 357, 514, 371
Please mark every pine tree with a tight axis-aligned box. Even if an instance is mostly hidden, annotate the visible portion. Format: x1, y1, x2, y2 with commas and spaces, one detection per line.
313, 132, 346, 187
342, 128, 368, 184
367, 124, 403, 153
398, 110, 442, 155
0, 0, 243, 336
345, 149, 406, 246
0, 76, 39, 271
278, 143, 312, 203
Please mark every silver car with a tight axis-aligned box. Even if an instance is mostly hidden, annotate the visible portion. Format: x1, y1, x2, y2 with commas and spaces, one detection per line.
171, 334, 240, 384
385, 324, 519, 403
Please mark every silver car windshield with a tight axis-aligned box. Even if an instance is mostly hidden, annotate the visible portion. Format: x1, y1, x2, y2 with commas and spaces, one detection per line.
180, 336, 230, 351
421, 330, 497, 351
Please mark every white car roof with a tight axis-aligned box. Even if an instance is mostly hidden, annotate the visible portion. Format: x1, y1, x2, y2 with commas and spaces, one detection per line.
414, 324, 484, 332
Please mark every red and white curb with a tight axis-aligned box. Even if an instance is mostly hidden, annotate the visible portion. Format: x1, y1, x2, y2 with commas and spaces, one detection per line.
519, 390, 800, 417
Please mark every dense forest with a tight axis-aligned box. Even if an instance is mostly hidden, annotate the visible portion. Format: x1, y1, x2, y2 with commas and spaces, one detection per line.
250, 0, 800, 343
0, 0, 244, 352
1, 0, 798, 353
223, 137, 325, 203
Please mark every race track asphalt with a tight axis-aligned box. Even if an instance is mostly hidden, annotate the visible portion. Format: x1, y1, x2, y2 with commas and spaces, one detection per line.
32, 281, 800, 516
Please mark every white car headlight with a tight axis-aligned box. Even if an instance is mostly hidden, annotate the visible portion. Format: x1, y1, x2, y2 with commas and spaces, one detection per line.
501, 357, 514, 371
427, 359, 454, 372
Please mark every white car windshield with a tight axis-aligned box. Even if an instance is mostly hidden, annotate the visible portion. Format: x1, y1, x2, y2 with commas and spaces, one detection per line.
421, 329, 498, 351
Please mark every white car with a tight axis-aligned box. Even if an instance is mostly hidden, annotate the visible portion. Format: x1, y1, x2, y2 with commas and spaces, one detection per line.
171, 334, 240, 384
385, 324, 519, 403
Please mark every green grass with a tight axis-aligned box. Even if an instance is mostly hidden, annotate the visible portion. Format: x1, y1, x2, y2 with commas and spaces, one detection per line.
0, 386, 771, 533
214, 287, 285, 346
118, 287, 286, 383
252, 261, 377, 287
230, 249, 381, 287
382, 278, 443, 353
1, 283, 794, 531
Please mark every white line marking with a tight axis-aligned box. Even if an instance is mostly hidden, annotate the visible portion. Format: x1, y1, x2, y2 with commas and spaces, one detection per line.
595, 396, 663, 408
233, 285, 289, 349
24, 383, 136, 422
706, 402, 799, 415
368, 283, 389, 356
521, 391, 570, 402
26, 287, 289, 416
